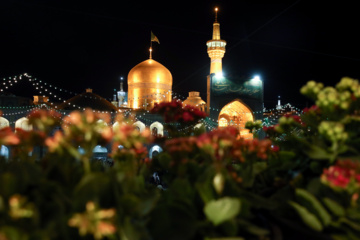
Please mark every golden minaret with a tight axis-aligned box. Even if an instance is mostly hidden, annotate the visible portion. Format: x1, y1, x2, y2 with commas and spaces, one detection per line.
206, 7, 226, 74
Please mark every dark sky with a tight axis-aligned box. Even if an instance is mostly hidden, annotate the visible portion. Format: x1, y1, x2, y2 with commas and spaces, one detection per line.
1, 1, 359, 109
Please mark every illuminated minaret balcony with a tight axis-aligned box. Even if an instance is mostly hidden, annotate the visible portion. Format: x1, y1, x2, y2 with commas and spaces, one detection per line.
206, 7, 226, 75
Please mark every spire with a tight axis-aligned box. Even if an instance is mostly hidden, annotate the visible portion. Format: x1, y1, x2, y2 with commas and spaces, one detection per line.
212, 7, 221, 40
207, 7, 226, 74
214, 7, 218, 23
149, 47, 153, 59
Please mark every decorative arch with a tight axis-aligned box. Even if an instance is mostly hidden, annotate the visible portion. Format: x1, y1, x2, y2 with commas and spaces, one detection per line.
15, 117, 32, 131
218, 99, 254, 139
149, 145, 163, 159
150, 121, 164, 136
133, 121, 146, 133
0, 117, 9, 129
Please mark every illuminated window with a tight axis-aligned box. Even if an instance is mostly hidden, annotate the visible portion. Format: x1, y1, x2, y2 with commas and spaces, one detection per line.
218, 117, 229, 127
218, 100, 254, 139
149, 145, 163, 159
133, 121, 145, 133
152, 127, 158, 136
0, 117, 9, 129
15, 117, 32, 131
150, 121, 164, 136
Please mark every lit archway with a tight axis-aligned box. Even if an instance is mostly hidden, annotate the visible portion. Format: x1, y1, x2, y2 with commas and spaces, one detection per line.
218, 99, 254, 139
149, 145, 163, 159
15, 117, 32, 131
133, 121, 146, 133
0, 117, 9, 129
150, 121, 164, 136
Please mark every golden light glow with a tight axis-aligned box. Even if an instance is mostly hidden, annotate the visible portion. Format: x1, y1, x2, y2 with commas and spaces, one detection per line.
215, 7, 218, 12
128, 59, 172, 109
218, 100, 254, 139
219, 117, 228, 127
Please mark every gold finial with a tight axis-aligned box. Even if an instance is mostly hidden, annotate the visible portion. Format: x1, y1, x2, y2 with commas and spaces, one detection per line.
215, 7, 218, 22
149, 47, 153, 59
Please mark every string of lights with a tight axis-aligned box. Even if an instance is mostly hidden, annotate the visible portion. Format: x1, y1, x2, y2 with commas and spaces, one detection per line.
1, 73, 305, 132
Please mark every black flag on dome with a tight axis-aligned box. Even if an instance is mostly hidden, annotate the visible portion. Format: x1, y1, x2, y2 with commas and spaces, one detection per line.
151, 31, 160, 44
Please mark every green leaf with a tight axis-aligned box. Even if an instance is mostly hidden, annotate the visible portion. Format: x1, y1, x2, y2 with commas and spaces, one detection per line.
296, 188, 331, 226
339, 217, 360, 231
304, 144, 333, 160
237, 219, 270, 236
252, 162, 267, 176
322, 197, 345, 217
289, 201, 323, 231
204, 197, 241, 226
196, 179, 216, 204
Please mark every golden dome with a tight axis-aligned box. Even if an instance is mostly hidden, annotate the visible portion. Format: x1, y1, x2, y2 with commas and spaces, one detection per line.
128, 59, 172, 85
183, 91, 206, 111
127, 59, 172, 109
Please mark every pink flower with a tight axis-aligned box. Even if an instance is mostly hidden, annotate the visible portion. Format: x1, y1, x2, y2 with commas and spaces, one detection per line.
45, 131, 64, 152
63, 111, 82, 126
0, 127, 20, 145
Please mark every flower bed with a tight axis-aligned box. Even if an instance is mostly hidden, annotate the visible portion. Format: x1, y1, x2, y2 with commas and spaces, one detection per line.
0, 78, 359, 240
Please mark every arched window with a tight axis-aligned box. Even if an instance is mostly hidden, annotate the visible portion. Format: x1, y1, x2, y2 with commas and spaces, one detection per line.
149, 145, 163, 159
218, 99, 254, 139
133, 121, 145, 133
150, 121, 164, 136
15, 117, 32, 131
0, 117, 9, 129
152, 127, 158, 136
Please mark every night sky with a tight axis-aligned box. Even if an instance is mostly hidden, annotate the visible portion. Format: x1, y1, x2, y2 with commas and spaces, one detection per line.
1, 1, 359, 109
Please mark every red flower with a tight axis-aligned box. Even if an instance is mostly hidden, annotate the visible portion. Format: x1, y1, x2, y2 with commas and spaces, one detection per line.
182, 112, 194, 122
271, 145, 280, 152
150, 100, 207, 124
321, 160, 360, 190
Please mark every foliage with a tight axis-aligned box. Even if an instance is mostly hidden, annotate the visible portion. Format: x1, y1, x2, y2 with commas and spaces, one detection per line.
0, 77, 360, 239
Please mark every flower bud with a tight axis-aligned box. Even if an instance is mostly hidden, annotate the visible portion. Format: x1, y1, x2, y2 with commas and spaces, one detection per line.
213, 173, 225, 195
